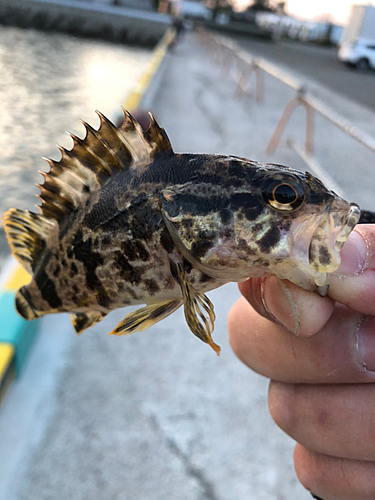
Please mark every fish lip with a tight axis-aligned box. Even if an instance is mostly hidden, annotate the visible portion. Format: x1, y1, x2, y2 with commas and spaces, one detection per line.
335, 202, 361, 250
281, 201, 361, 291
308, 201, 361, 280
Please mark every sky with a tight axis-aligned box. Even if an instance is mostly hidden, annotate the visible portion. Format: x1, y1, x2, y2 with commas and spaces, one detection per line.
233, 0, 375, 24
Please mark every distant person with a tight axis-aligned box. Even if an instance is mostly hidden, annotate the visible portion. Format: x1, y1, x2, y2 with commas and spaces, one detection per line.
172, 15, 185, 41
228, 223, 375, 499
168, 15, 185, 51
173, 15, 184, 35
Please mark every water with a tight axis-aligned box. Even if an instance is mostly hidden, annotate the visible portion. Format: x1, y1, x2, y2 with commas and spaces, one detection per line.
0, 26, 151, 266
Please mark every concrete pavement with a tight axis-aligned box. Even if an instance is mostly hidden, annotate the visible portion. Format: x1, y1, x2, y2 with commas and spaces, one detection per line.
1, 30, 374, 500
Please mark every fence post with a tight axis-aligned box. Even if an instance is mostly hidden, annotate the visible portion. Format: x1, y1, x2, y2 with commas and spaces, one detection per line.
304, 102, 315, 156
255, 66, 264, 104
221, 46, 232, 77
266, 96, 301, 155
234, 63, 253, 99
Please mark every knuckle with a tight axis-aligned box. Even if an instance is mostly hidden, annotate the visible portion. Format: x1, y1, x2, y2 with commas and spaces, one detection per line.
227, 298, 246, 355
268, 380, 299, 436
294, 445, 375, 500
294, 446, 323, 497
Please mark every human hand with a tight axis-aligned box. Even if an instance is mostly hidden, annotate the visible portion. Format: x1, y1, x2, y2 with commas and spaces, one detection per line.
227, 224, 375, 500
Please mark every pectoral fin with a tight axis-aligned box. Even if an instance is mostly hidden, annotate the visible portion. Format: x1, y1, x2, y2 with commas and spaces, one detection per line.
109, 299, 183, 335
175, 262, 220, 355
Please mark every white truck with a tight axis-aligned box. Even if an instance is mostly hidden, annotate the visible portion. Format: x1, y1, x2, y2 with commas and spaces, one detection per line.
338, 4, 375, 71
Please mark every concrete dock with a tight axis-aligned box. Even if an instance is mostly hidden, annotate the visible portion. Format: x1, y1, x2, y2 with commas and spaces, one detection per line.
1, 29, 374, 500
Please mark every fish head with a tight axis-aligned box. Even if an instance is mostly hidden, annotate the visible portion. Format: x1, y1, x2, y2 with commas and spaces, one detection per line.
161, 160, 360, 292
249, 168, 361, 290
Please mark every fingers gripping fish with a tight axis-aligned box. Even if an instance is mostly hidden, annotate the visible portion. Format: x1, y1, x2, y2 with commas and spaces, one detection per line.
3, 109, 360, 354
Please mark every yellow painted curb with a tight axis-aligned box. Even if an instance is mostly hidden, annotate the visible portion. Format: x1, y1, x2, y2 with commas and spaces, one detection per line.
4, 265, 31, 292
124, 28, 175, 111
0, 342, 15, 408
0, 343, 14, 382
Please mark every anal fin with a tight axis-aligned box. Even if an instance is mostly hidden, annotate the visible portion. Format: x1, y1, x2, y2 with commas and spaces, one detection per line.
175, 262, 220, 355
70, 311, 107, 334
109, 299, 183, 335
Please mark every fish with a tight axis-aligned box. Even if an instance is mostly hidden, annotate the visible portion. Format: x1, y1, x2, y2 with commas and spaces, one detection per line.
3, 109, 361, 354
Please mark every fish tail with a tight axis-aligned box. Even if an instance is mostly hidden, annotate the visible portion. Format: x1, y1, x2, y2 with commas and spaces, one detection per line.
15, 286, 43, 321
3, 208, 56, 275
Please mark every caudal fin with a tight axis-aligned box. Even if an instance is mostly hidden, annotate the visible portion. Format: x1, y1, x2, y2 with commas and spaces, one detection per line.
15, 286, 43, 321
3, 208, 56, 275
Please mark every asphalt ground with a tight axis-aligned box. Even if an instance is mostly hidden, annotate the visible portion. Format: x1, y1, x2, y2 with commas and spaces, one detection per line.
1, 30, 375, 500
231, 35, 375, 111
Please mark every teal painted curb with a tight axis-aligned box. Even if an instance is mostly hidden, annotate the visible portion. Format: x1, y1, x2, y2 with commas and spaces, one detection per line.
0, 292, 39, 375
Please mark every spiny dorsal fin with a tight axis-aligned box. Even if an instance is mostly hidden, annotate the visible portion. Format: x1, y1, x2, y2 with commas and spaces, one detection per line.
2, 208, 57, 274
37, 108, 174, 222
144, 113, 173, 153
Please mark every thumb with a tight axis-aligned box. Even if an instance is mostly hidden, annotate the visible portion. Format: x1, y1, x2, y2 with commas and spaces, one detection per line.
239, 276, 334, 337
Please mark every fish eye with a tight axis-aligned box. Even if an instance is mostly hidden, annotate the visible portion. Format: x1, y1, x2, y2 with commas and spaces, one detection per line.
262, 176, 305, 212
273, 184, 297, 204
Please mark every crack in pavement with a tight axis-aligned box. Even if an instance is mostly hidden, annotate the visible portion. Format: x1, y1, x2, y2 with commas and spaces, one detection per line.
150, 414, 220, 500
194, 74, 228, 152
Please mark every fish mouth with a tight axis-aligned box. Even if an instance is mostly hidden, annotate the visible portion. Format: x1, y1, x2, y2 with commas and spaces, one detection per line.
271, 201, 361, 293
308, 201, 361, 284
335, 203, 361, 249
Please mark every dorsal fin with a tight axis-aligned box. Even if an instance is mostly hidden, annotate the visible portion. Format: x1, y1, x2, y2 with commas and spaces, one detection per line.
3, 109, 174, 270
2, 208, 57, 274
144, 113, 173, 153
36, 108, 174, 222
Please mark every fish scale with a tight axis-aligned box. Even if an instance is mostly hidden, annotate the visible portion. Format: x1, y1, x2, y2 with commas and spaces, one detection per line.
3, 108, 361, 354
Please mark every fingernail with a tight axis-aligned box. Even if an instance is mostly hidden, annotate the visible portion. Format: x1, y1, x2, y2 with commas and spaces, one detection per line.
337, 231, 367, 275
357, 316, 375, 372
261, 277, 300, 335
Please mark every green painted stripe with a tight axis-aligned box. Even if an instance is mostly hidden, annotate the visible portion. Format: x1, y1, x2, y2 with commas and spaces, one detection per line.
0, 292, 39, 375
0, 349, 16, 409
0, 290, 39, 405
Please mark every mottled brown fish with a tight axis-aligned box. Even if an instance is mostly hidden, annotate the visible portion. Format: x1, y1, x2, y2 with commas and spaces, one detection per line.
3, 109, 360, 354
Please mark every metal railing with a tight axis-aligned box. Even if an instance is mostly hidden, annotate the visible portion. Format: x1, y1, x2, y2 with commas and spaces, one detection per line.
197, 29, 375, 195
